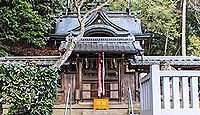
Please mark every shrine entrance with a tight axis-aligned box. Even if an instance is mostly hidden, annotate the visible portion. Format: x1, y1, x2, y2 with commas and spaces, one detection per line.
79, 57, 121, 102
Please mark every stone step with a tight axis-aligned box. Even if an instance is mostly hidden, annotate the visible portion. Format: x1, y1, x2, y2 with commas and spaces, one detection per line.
3, 103, 140, 115
53, 109, 139, 115
82, 110, 128, 115
52, 103, 140, 115
53, 103, 130, 109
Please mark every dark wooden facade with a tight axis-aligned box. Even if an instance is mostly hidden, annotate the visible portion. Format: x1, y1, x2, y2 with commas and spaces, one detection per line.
56, 57, 141, 104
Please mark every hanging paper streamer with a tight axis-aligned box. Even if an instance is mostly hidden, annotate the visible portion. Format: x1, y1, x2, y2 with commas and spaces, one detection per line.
102, 52, 105, 96
85, 58, 88, 68
98, 53, 102, 97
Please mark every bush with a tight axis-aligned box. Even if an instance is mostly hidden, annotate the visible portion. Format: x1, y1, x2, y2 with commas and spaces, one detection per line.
0, 63, 59, 115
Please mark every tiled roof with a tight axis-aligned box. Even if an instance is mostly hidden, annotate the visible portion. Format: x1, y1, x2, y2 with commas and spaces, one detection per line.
0, 56, 69, 65
73, 37, 141, 53
130, 56, 200, 66
55, 10, 144, 36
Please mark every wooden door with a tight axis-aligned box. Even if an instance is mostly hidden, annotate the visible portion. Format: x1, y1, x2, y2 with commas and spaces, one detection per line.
81, 58, 119, 101
82, 82, 119, 101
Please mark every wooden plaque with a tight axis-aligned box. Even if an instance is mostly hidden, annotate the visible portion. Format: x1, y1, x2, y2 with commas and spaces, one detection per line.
93, 98, 109, 110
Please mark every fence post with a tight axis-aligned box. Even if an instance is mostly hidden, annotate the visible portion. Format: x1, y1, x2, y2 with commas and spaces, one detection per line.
139, 76, 143, 111
150, 65, 161, 115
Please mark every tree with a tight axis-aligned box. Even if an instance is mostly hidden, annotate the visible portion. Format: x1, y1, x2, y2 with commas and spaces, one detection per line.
186, 0, 200, 56
0, 1, 46, 46
131, 0, 181, 56
108, 0, 127, 11
182, 0, 187, 56
0, 0, 65, 56
187, 35, 200, 56
53, 0, 112, 68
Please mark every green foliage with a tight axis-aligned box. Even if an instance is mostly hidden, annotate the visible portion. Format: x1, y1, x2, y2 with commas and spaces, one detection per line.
187, 35, 200, 56
0, 45, 10, 57
0, 0, 65, 47
108, 0, 127, 11
0, 50, 8, 57
187, 4, 200, 36
0, 63, 59, 115
0, 1, 46, 47
108, 0, 200, 56
131, 0, 181, 55
186, 3, 200, 56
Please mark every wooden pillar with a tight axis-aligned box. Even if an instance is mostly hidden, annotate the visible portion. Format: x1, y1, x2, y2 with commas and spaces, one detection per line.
79, 61, 82, 101
118, 61, 121, 102
72, 73, 76, 102
76, 56, 79, 89
119, 54, 125, 102
135, 71, 139, 102
75, 58, 82, 102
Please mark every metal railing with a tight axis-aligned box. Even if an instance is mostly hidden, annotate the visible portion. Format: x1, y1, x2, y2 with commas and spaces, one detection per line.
64, 87, 72, 115
128, 87, 134, 115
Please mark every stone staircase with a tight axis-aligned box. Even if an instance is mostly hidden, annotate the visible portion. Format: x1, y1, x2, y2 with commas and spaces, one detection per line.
53, 102, 140, 115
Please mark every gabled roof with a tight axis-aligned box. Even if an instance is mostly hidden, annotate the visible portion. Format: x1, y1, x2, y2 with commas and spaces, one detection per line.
72, 10, 129, 35
53, 10, 144, 37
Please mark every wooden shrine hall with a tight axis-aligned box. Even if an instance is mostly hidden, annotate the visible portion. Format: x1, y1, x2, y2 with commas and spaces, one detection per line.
48, 7, 149, 104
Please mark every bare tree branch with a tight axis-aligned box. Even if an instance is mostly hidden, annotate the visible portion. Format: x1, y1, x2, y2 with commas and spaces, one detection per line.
164, 31, 169, 56
53, 0, 112, 68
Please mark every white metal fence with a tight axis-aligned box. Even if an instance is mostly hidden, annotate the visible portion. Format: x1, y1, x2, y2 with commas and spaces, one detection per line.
140, 65, 200, 115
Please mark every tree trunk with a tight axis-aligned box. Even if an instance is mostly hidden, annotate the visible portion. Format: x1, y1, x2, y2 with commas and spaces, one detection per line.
182, 0, 186, 56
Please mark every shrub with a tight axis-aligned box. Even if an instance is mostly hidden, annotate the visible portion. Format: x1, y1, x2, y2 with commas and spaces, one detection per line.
0, 63, 59, 115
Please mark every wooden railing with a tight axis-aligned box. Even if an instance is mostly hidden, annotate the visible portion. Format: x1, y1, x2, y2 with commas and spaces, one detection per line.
140, 65, 200, 115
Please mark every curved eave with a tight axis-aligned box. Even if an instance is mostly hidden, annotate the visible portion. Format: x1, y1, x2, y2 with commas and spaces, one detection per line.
49, 34, 149, 41
73, 24, 130, 36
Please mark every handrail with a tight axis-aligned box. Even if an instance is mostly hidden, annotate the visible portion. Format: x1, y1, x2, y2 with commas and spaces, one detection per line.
64, 88, 72, 115
128, 87, 134, 115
